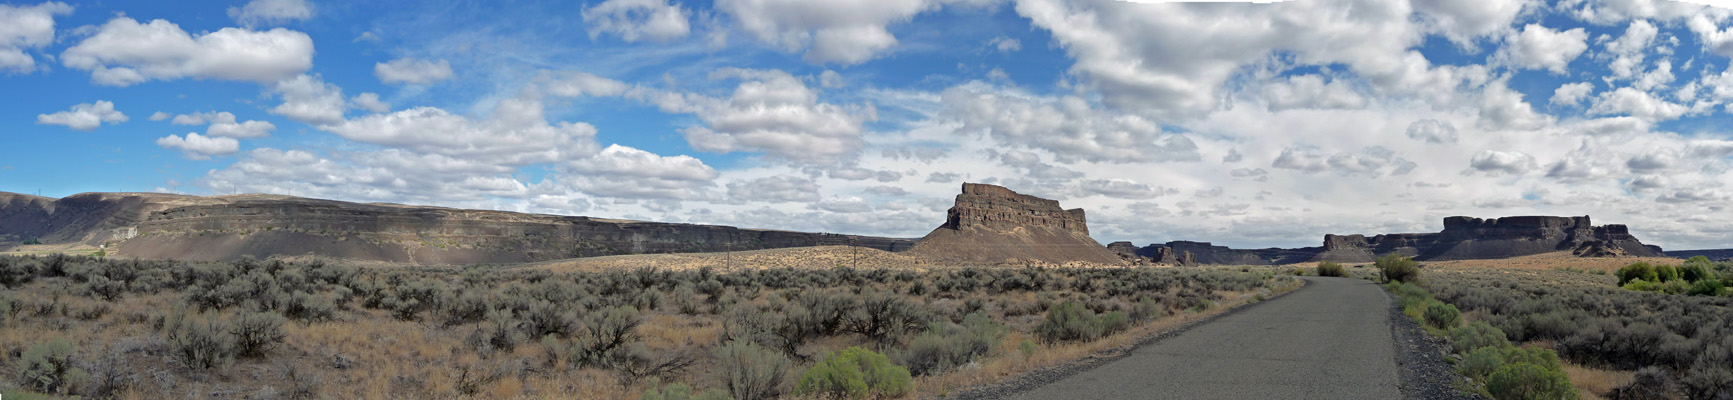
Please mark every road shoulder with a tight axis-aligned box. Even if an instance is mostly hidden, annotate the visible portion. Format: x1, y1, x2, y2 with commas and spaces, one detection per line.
942, 278, 1310, 400
1386, 285, 1487, 400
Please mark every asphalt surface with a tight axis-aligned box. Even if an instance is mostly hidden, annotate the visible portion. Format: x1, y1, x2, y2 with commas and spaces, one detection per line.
1005, 277, 1402, 400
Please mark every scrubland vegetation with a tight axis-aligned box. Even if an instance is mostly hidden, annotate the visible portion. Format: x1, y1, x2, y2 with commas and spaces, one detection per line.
1396, 256, 1733, 400
0, 254, 1293, 399
1314, 261, 1346, 277
1615, 256, 1733, 297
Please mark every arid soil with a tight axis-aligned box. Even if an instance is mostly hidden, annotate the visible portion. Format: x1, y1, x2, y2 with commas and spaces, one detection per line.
524, 245, 1127, 273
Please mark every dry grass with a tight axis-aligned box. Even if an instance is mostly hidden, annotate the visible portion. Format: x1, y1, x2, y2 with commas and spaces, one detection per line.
523, 245, 1134, 273
1410, 252, 1678, 273
1562, 361, 1634, 400
0, 252, 1295, 400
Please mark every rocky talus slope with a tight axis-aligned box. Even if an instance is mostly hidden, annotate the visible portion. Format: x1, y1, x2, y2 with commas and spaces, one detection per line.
0, 191, 913, 265
908, 183, 1123, 265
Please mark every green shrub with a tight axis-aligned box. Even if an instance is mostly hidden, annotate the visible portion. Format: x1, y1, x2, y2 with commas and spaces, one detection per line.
1485, 362, 1577, 400
1316, 261, 1347, 277
1681, 257, 1717, 283
574, 305, 640, 367
162, 310, 236, 370
1391, 282, 1429, 311
1447, 322, 1512, 354
1688, 279, 1726, 296
714, 340, 791, 400
795, 347, 911, 400
469, 310, 522, 355
522, 300, 577, 338
1036, 301, 1104, 343
847, 291, 927, 344
1128, 296, 1166, 323
17, 337, 85, 395
282, 291, 336, 321
1460, 346, 1508, 381
1423, 301, 1461, 330
231, 311, 285, 358
1376, 254, 1420, 283
79, 275, 126, 301
1654, 264, 1680, 283
1622, 279, 1659, 292
899, 313, 1005, 376
0, 257, 38, 288
1618, 262, 1658, 286
641, 380, 731, 400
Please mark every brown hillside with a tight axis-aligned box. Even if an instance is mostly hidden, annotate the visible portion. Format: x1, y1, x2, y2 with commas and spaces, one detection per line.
0, 191, 914, 265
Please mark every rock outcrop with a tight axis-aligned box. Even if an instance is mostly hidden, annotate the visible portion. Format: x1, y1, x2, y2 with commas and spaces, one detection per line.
908, 183, 1123, 265
0, 191, 915, 264
1313, 215, 1664, 262
1122, 241, 1322, 265
1106, 241, 1139, 256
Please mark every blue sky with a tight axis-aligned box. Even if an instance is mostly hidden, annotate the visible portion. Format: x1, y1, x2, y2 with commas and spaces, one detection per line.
5, 0, 1733, 250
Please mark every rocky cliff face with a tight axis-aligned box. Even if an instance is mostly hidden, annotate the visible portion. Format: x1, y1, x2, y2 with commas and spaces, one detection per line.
1106, 241, 1140, 256
908, 183, 1122, 265
1123, 241, 1321, 265
0, 191, 914, 264
942, 183, 1090, 235
1313, 215, 1664, 262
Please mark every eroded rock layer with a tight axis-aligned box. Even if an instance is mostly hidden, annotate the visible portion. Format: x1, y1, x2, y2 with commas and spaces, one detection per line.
909, 183, 1122, 265
1313, 215, 1664, 262
1127, 241, 1322, 265
0, 191, 914, 264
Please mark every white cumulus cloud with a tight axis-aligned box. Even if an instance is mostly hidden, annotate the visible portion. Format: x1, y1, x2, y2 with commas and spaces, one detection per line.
36, 100, 127, 131
1551, 82, 1594, 106
1492, 23, 1588, 74
60, 17, 314, 86
270, 74, 348, 125
0, 2, 72, 73
582, 0, 691, 42
156, 132, 239, 160
718, 0, 940, 65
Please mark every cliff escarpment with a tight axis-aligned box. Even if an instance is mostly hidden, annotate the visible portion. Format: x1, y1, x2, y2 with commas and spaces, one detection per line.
1313, 215, 1664, 262
1118, 241, 1321, 265
0, 191, 914, 264
908, 183, 1122, 265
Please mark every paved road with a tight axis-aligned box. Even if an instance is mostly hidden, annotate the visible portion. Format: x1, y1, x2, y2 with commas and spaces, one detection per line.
1006, 277, 1402, 400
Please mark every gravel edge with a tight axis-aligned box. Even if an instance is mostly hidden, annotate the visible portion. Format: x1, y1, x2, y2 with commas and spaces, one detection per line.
1386, 288, 1488, 400
939, 279, 1308, 400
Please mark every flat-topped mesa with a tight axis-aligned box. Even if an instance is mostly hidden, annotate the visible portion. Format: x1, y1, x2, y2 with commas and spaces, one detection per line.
945, 183, 1090, 236
1314, 215, 1663, 262
909, 183, 1122, 265
1106, 241, 1140, 256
